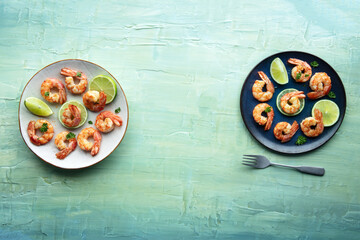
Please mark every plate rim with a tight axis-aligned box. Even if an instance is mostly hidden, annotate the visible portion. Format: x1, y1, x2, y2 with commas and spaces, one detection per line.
239, 50, 347, 154
18, 59, 130, 169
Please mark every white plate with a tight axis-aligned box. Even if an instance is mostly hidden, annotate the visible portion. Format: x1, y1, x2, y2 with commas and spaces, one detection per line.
18, 59, 129, 169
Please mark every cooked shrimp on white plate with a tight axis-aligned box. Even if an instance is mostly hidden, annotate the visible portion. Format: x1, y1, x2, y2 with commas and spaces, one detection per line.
60, 67, 88, 94
82, 90, 106, 112
95, 111, 123, 133
40, 78, 67, 104
61, 104, 81, 128
77, 127, 102, 156
27, 119, 54, 146
55, 131, 77, 159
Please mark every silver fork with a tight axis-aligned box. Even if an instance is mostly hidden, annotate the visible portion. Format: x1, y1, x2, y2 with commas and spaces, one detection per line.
242, 155, 325, 176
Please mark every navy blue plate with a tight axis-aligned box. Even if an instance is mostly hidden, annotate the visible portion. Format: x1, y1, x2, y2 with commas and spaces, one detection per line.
240, 51, 346, 154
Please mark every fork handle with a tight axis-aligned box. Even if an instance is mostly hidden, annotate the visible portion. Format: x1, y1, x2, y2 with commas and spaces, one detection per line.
295, 166, 325, 176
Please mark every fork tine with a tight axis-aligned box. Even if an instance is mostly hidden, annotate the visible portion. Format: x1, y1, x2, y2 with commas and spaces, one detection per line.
243, 157, 256, 161
242, 160, 256, 165
243, 154, 259, 157
242, 163, 255, 167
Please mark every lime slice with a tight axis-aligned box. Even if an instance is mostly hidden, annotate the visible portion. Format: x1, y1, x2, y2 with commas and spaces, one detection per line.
270, 57, 289, 85
89, 75, 117, 104
24, 97, 53, 117
58, 101, 88, 129
312, 100, 340, 127
276, 88, 305, 116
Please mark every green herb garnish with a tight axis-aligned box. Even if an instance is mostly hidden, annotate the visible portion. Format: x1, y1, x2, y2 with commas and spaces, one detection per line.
295, 135, 307, 145
66, 132, 76, 140
296, 72, 301, 80
88, 121, 93, 124
328, 91, 336, 99
115, 107, 121, 113
76, 72, 82, 77
264, 106, 272, 113
305, 74, 309, 77
40, 123, 48, 133
44, 92, 50, 97
310, 61, 319, 67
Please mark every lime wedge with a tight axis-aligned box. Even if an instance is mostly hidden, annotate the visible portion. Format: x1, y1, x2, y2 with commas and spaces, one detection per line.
276, 88, 305, 116
270, 57, 289, 85
89, 75, 117, 104
312, 100, 340, 127
24, 97, 53, 117
58, 101, 88, 129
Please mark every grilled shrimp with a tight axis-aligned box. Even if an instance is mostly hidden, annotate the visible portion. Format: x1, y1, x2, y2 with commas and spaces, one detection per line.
82, 90, 106, 112
253, 103, 274, 131
288, 58, 312, 82
273, 121, 299, 143
60, 68, 88, 94
27, 119, 54, 145
252, 71, 275, 102
280, 91, 306, 114
307, 72, 331, 99
62, 104, 81, 128
95, 111, 123, 133
300, 109, 324, 137
77, 127, 102, 156
55, 131, 77, 159
40, 78, 67, 104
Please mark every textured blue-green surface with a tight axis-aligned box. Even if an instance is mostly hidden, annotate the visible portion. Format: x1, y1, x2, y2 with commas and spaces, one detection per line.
1, 0, 360, 239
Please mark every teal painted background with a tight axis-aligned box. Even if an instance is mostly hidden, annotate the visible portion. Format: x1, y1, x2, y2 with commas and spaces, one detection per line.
1, 0, 360, 239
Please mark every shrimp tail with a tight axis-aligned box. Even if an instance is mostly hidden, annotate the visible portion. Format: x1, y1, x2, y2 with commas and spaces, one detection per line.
112, 115, 123, 127
287, 58, 300, 65
294, 91, 306, 99
99, 91, 107, 105
281, 121, 299, 143
27, 121, 41, 146
60, 88, 67, 104
91, 130, 102, 156
307, 91, 325, 99
60, 67, 75, 76
56, 140, 77, 159
30, 136, 41, 146
55, 80, 67, 104
69, 104, 81, 126
323, 85, 332, 95
258, 71, 274, 93
264, 110, 274, 131
56, 148, 70, 159
314, 109, 324, 133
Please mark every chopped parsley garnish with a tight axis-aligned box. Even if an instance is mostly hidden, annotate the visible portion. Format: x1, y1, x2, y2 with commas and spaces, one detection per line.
305, 74, 309, 77
76, 72, 82, 77
88, 121, 93, 124
296, 72, 301, 80
115, 107, 121, 113
310, 61, 319, 67
40, 123, 48, 133
44, 91, 50, 97
328, 91, 336, 99
295, 135, 307, 145
264, 106, 272, 113
66, 132, 76, 140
